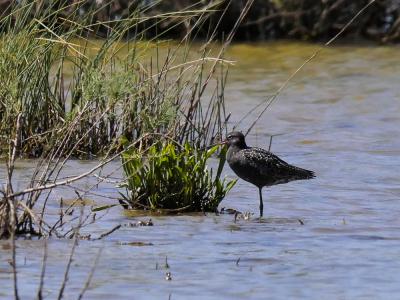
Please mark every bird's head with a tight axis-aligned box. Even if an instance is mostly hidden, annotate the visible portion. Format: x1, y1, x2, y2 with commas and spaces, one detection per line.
223, 131, 247, 148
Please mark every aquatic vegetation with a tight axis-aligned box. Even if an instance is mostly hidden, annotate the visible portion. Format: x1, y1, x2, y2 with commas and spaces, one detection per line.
120, 141, 237, 212
0, 1, 228, 158
0, 0, 236, 241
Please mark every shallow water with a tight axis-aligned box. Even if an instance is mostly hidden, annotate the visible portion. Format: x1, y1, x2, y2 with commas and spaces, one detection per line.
1, 42, 400, 299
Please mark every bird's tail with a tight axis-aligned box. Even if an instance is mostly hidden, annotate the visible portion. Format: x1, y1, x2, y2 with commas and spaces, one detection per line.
294, 167, 315, 180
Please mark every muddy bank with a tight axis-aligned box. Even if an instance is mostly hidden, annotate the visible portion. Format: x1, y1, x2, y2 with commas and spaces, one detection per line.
1, 0, 399, 43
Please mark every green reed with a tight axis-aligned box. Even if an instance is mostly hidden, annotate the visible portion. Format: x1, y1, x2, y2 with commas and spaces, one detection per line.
0, 0, 228, 158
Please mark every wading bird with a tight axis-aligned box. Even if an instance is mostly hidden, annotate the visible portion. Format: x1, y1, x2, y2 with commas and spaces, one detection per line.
224, 131, 314, 217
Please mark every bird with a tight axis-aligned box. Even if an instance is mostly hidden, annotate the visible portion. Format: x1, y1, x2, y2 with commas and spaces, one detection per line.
223, 131, 315, 218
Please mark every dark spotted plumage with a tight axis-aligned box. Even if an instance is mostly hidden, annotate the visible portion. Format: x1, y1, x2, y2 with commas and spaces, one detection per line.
225, 131, 315, 217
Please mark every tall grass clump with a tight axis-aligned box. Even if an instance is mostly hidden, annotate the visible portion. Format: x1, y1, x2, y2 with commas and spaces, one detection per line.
0, 0, 239, 238
0, 0, 229, 158
0, 27, 63, 156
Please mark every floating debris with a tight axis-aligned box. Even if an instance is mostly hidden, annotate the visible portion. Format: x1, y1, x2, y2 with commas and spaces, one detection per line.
119, 241, 153, 246
80, 234, 92, 240
165, 256, 170, 269
236, 257, 241, 266
125, 219, 154, 227
220, 207, 241, 215
165, 272, 172, 281
137, 219, 153, 226
234, 211, 253, 223
92, 204, 118, 212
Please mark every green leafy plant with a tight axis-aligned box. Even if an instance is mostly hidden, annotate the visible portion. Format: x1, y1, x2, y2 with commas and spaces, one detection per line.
120, 142, 237, 213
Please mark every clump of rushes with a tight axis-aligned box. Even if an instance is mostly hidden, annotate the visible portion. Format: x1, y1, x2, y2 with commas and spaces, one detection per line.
120, 141, 237, 212
0, 1, 231, 158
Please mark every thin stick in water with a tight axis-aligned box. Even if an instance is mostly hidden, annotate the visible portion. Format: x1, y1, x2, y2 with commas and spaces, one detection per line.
36, 239, 48, 300
77, 247, 103, 300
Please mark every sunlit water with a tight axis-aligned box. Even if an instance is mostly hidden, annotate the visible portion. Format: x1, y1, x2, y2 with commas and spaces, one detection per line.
1, 42, 400, 299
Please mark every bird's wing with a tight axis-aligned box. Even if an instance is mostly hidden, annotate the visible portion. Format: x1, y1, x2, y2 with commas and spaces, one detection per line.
239, 147, 291, 175
238, 147, 315, 181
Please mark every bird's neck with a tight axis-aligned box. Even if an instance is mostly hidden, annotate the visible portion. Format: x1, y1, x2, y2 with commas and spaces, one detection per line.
237, 141, 247, 149
230, 142, 248, 153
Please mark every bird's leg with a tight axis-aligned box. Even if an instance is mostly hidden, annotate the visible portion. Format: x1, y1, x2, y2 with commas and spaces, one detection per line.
258, 187, 264, 219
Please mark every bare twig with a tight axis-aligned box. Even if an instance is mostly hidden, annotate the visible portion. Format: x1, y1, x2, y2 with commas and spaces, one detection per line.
11, 209, 19, 300
91, 224, 121, 241
10, 134, 151, 199
36, 239, 48, 300
57, 233, 79, 300
17, 201, 52, 236
4, 114, 22, 300
57, 207, 84, 300
77, 247, 102, 300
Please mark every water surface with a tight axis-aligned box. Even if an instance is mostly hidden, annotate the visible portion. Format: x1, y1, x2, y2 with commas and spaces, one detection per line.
1, 42, 400, 299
